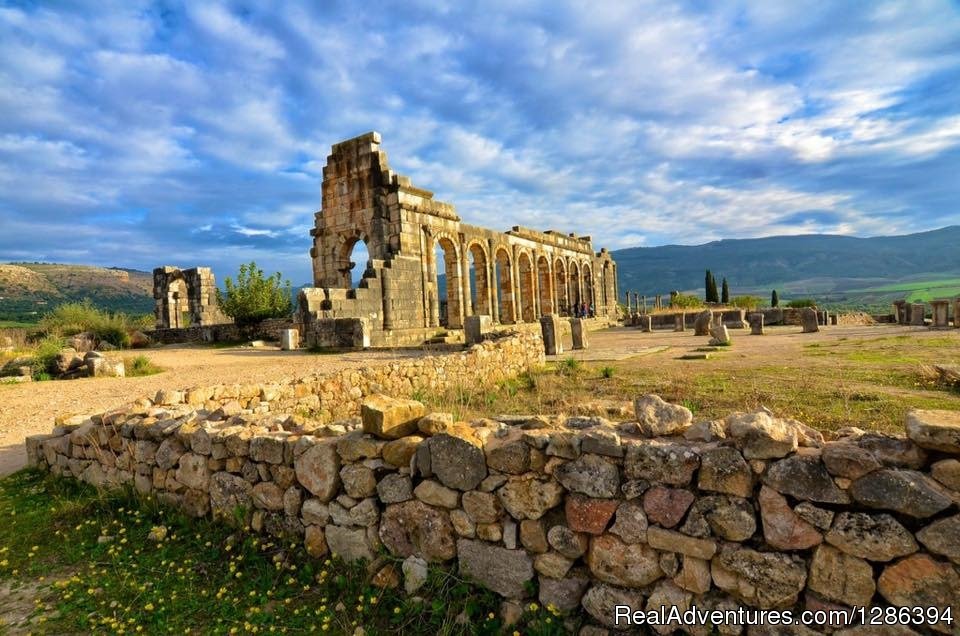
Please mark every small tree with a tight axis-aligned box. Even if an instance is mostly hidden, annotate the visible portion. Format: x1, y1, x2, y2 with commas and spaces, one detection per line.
771, 289, 779, 307
217, 261, 293, 326
706, 271, 719, 303
704, 270, 713, 302
721, 278, 730, 304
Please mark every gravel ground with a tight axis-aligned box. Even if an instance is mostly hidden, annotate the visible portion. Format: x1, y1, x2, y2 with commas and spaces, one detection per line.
0, 344, 426, 477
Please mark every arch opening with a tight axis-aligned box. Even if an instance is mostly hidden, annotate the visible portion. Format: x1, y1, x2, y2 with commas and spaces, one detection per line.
554, 259, 568, 316
518, 252, 536, 323
338, 234, 370, 289
537, 255, 552, 316
468, 243, 490, 317
432, 236, 463, 329
493, 248, 514, 324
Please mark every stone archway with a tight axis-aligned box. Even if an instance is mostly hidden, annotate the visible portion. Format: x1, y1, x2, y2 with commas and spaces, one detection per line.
493, 246, 515, 324
569, 261, 582, 309
467, 241, 491, 316
337, 231, 371, 289
537, 255, 552, 316
432, 234, 463, 329
582, 263, 595, 312
554, 258, 568, 316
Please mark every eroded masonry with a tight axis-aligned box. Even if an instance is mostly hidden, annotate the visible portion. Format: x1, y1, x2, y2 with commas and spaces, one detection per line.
299, 132, 618, 347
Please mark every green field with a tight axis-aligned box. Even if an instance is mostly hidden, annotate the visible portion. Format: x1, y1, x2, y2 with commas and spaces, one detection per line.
853, 278, 960, 302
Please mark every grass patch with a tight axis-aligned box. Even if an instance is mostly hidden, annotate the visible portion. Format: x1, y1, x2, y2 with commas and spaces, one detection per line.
0, 470, 571, 635
125, 355, 163, 377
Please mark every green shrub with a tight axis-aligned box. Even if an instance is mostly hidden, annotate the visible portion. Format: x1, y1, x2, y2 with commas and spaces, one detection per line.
558, 357, 582, 375
30, 335, 66, 376
126, 355, 162, 377
730, 295, 762, 310
217, 261, 293, 326
670, 293, 704, 309
787, 298, 817, 308
36, 300, 146, 348
599, 365, 615, 379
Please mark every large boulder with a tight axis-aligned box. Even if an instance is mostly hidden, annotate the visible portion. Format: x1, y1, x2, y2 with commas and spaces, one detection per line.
698, 447, 753, 497
711, 545, 807, 609
624, 441, 700, 486
457, 539, 534, 599
905, 409, 960, 453
763, 455, 849, 504
759, 486, 821, 550
497, 477, 563, 520
916, 514, 960, 564
586, 534, 662, 588
849, 469, 952, 518
361, 394, 426, 439
379, 500, 456, 562
825, 512, 918, 562
425, 432, 487, 491
554, 453, 620, 498
581, 583, 646, 629
877, 554, 960, 634
727, 411, 798, 459
294, 440, 341, 501
807, 544, 876, 607
634, 394, 693, 437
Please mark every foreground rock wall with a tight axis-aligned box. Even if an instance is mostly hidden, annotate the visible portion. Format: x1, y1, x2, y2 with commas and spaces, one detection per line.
26, 378, 960, 634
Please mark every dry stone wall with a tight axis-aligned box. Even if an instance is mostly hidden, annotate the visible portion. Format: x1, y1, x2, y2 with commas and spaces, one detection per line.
25, 351, 960, 635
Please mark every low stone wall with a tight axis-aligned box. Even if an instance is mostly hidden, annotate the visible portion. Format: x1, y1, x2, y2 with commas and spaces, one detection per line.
147, 318, 294, 344
26, 380, 960, 634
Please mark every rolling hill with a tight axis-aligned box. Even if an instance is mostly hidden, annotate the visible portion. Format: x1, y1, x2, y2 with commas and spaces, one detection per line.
0, 263, 154, 322
612, 226, 960, 310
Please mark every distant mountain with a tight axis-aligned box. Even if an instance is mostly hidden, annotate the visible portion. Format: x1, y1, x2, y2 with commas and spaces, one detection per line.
613, 226, 960, 299
0, 262, 154, 321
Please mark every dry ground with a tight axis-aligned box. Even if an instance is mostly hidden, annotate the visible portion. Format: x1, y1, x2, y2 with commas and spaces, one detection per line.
3, 324, 958, 477
0, 345, 424, 477
428, 323, 960, 434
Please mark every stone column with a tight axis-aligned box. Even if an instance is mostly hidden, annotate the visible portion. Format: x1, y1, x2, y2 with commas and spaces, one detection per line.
570, 318, 588, 350
459, 241, 472, 319
801, 308, 819, 333
464, 315, 491, 345
539, 314, 563, 355
640, 296, 646, 314
910, 303, 926, 326
281, 329, 300, 350
639, 315, 652, 332
892, 300, 906, 324
674, 312, 686, 332
749, 313, 764, 335
931, 300, 950, 329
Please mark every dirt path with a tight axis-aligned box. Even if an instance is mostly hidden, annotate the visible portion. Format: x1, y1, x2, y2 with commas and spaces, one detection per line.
0, 344, 424, 477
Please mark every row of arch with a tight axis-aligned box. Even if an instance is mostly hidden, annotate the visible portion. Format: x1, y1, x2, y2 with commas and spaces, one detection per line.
426, 232, 609, 329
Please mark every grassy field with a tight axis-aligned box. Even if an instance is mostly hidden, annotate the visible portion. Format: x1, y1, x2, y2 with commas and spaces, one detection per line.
0, 470, 567, 635
852, 278, 960, 303
417, 333, 960, 434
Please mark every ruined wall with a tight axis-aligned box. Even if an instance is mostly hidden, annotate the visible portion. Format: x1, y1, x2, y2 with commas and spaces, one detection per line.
148, 318, 294, 345
153, 266, 229, 329
301, 132, 618, 347
27, 380, 960, 634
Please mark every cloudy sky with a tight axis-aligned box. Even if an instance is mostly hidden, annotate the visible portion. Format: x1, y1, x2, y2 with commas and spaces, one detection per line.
1, 1, 959, 284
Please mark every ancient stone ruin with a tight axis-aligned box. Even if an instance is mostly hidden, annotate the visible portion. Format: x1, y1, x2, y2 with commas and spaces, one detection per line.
298, 132, 619, 347
153, 266, 229, 329
25, 330, 960, 634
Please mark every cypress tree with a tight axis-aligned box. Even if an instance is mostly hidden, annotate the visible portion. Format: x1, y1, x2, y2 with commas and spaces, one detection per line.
772, 289, 779, 307
706, 271, 719, 303
705, 270, 712, 301
721, 278, 730, 304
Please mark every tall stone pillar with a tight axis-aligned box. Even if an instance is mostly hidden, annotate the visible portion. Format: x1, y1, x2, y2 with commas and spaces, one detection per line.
674, 312, 686, 332
910, 303, 926, 326
539, 314, 563, 355
570, 318, 588, 350
931, 300, 950, 329
892, 300, 906, 324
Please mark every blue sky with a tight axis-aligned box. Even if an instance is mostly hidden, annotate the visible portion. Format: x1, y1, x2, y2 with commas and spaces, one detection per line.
1, 1, 959, 285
